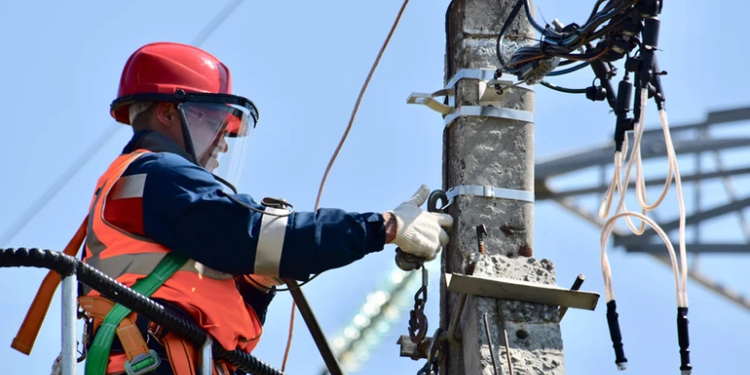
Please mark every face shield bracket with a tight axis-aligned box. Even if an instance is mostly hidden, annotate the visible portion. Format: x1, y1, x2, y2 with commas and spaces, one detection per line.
111, 90, 260, 127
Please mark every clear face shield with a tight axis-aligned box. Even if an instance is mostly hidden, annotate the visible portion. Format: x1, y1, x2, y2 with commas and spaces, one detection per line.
112, 91, 259, 191
179, 101, 255, 189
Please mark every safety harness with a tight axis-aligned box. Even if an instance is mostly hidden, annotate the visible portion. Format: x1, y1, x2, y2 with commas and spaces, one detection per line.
84, 251, 186, 375
13, 217, 232, 375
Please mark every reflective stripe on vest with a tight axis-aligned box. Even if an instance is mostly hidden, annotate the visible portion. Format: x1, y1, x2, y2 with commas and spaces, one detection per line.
83, 149, 262, 352
84, 157, 233, 281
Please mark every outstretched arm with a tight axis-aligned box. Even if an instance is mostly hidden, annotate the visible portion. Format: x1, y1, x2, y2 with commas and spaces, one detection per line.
131, 152, 392, 281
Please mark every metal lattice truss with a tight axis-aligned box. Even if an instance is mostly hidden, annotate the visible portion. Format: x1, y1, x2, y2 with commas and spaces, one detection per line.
536, 106, 750, 311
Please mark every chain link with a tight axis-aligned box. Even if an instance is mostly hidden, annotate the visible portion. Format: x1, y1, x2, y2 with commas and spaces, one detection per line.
415, 328, 444, 375
408, 266, 429, 343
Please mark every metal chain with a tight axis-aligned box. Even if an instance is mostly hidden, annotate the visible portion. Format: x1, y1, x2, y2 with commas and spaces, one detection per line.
416, 328, 444, 375
408, 266, 429, 343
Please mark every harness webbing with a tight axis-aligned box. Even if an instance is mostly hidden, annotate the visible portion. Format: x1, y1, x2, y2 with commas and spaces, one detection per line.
85, 252, 188, 375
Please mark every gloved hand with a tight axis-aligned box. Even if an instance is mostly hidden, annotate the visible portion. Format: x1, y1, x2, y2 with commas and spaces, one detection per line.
386, 185, 453, 261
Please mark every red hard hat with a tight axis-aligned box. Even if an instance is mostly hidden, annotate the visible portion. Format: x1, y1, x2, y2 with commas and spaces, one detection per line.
111, 42, 233, 125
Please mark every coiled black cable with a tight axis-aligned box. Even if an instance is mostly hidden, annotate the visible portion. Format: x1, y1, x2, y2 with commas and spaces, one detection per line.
0, 248, 288, 375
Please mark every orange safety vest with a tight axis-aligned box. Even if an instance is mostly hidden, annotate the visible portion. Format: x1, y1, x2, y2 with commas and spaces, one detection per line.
83, 149, 263, 353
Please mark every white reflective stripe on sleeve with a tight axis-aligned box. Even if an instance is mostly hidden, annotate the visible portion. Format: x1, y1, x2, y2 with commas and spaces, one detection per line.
110, 174, 147, 200
253, 208, 289, 276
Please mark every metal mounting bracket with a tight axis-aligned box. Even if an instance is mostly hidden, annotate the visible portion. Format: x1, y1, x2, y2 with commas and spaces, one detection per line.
397, 335, 432, 360
445, 68, 534, 107
445, 273, 600, 311
406, 89, 453, 115
407, 68, 535, 127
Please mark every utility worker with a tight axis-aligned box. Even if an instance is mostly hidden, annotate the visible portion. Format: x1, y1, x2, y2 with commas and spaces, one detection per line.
75, 41, 452, 375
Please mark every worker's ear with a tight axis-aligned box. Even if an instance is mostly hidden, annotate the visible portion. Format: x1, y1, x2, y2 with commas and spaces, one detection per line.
155, 102, 180, 128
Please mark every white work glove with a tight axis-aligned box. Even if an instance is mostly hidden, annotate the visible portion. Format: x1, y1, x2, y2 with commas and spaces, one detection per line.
387, 185, 453, 261
245, 274, 284, 293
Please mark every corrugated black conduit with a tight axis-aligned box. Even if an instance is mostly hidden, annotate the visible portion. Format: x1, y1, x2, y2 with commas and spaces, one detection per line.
0, 247, 287, 375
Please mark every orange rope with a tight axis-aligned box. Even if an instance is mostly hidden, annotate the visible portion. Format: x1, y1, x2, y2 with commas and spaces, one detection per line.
280, 0, 412, 370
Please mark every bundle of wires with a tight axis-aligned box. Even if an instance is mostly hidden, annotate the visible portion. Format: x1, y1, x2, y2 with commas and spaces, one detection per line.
496, 0, 642, 85
493, 1, 693, 373
598, 88, 690, 373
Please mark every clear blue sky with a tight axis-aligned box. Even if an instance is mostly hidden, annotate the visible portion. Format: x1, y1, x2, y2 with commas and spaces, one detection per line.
1, 1, 749, 374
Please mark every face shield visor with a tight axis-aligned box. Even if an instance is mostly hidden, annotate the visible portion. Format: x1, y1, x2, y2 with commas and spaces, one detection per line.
179, 101, 255, 189
111, 90, 259, 191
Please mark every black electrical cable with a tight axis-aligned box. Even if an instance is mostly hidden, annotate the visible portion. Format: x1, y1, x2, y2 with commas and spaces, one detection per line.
0, 0, 245, 247
547, 62, 590, 76
586, 0, 610, 25
522, 0, 563, 40
590, 58, 617, 111
496, 0, 524, 69
580, 1, 631, 34
502, 0, 635, 75
0, 247, 287, 375
586, 8, 637, 42
558, 59, 580, 66
540, 81, 587, 94
499, 0, 644, 89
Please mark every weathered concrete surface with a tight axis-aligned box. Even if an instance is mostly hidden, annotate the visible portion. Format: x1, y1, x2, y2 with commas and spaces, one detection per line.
440, 1, 566, 374
462, 255, 564, 375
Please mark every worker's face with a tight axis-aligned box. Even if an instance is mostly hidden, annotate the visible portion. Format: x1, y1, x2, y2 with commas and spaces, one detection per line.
153, 101, 254, 187
182, 104, 233, 172
197, 130, 228, 172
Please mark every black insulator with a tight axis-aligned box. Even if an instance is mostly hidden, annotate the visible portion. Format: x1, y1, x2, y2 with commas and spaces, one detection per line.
677, 307, 692, 373
640, 17, 661, 88
626, 57, 641, 73
590, 60, 617, 110
606, 300, 627, 368
614, 76, 634, 152
586, 86, 607, 102
622, 15, 643, 36
643, 17, 661, 49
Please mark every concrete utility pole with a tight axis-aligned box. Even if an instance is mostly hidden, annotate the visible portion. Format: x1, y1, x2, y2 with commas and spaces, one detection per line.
440, 1, 568, 373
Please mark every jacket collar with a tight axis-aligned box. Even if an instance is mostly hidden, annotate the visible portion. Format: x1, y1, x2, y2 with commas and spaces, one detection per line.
122, 130, 194, 161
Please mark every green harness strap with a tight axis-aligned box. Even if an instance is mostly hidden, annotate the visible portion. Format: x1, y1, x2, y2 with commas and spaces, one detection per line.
84, 252, 188, 375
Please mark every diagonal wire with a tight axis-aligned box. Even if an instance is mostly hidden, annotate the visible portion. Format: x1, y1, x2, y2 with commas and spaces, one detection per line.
0, 0, 243, 246
281, 0, 413, 371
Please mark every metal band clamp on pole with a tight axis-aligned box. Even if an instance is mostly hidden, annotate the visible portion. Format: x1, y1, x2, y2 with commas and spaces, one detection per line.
446, 185, 535, 203
444, 68, 535, 92
443, 106, 534, 128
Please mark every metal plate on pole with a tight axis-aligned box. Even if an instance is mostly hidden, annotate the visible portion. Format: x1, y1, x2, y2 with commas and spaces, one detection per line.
445, 273, 600, 311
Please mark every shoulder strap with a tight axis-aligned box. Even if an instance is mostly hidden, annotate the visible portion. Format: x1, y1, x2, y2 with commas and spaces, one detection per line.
11, 150, 151, 355
85, 252, 188, 375
11, 216, 88, 355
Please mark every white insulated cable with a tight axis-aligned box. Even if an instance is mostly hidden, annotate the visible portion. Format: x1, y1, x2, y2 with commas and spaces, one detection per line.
598, 88, 689, 308
601, 211, 683, 305
660, 109, 689, 305
598, 140, 647, 235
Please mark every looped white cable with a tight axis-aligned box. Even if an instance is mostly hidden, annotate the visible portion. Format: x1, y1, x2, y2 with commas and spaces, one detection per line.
598, 88, 689, 308
598, 141, 647, 235
601, 211, 684, 307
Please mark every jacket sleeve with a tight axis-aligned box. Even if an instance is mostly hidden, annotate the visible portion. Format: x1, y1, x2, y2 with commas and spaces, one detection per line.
128, 152, 387, 281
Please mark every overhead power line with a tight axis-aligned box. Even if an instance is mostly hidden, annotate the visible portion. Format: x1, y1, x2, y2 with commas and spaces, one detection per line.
0, 0, 244, 246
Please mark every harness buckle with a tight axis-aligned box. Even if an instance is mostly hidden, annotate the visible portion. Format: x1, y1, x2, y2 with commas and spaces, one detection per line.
124, 349, 161, 375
